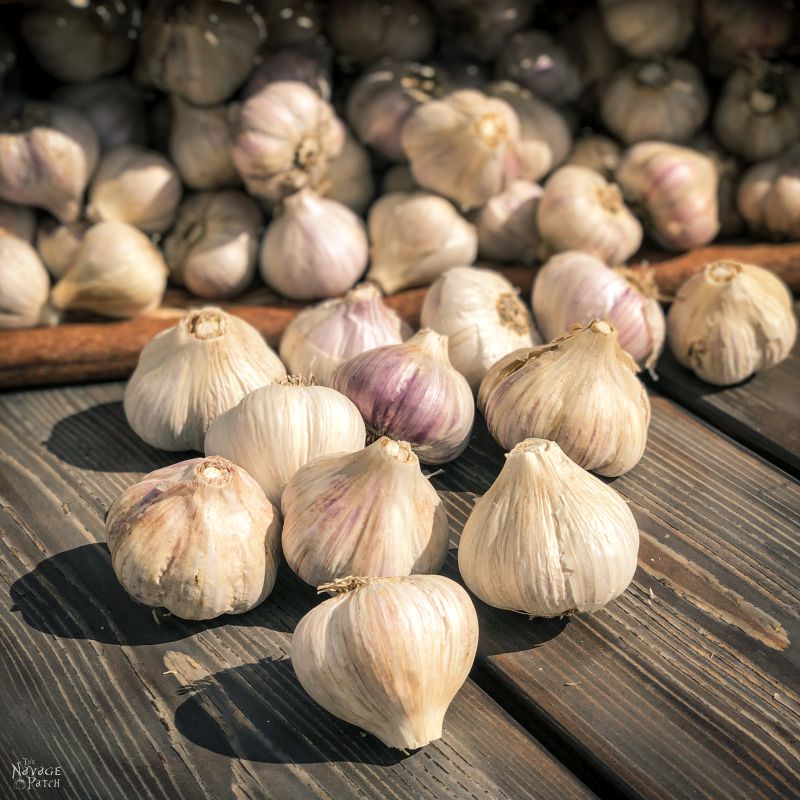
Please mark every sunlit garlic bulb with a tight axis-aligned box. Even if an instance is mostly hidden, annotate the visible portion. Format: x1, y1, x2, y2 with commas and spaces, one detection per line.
599, 0, 695, 58
0, 235, 50, 329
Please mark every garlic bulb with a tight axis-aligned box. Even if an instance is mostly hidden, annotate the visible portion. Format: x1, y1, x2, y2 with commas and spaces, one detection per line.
599, 0, 695, 58
332, 329, 475, 464
21, 1, 139, 84
106, 456, 281, 621
325, 0, 436, 65
382, 163, 419, 194
458, 438, 639, 616
366, 192, 478, 294
0, 103, 99, 223
35, 219, 88, 279
421, 267, 541, 392
532, 252, 665, 369
496, 30, 582, 105
667, 261, 797, 386
713, 61, 800, 162
346, 60, 448, 162
280, 283, 411, 385
52, 78, 147, 152
319, 132, 375, 213
601, 60, 708, 144
50, 222, 167, 319
0, 202, 35, 243
259, 0, 323, 48
125, 308, 286, 452
136, 0, 266, 106
282, 437, 448, 586
232, 81, 344, 203
205, 378, 365, 505
401, 89, 522, 210
487, 82, 572, 183
0, 235, 50, 329
567, 135, 622, 180
471, 180, 543, 265
537, 166, 642, 264
479, 320, 651, 476
291, 574, 478, 749
616, 142, 719, 251
246, 48, 332, 100
164, 191, 262, 300
169, 97, 240, 191
87, 145, 182, 234
260, 188, 367, 301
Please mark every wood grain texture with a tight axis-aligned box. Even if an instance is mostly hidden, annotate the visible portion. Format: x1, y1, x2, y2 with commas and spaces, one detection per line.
0, 383, 595, 800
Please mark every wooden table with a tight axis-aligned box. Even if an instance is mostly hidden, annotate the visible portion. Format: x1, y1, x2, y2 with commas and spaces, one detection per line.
1, 327, 798, 799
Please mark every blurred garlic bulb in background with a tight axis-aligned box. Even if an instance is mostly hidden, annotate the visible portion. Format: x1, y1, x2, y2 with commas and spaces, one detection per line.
381, 163, 419, 194
616, 141, 719, 251
459, 438, 640, 617
601, 60, 708, 144
136, 0, 266, 106
402, 89, 521, 210
282, 437, 449, 586
125, 307, 286, 452
88, 146, 182, 234
260, 188, 368, 301
232, 81, 344, 203
537, 166, 642, 264
532, 252, 665, 369
421, 267, 541, 391
292, 575, 478, 749
599, 0, 695, 58
0, 202, 35, 243
106, 456, 282, 621
0, 103, 99, 223
280, 283, 411, 385
205, 378, 366, 505
319, 131, 375, 213
667, 261, 797, 386
50, 222, 167, 319
35, 219, 89, 279
567, 134, 622, 179
366, 192, 478, 294
169, 97, 240, 191
479, 320, 651, 476
246, 47, 332, 100
562, 8, 622, 89
0, 235, 50, 329
258, 0, 324, 48
164, 191, 262, 300
332, 329, 475, 464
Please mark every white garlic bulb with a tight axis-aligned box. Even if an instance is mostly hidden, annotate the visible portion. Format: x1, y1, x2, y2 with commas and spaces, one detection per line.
422, 267, 541, 392
106, 456, 281, 621
164, 191, 262, 301
537, 166, 643, 264
88, 145, 182, 234
280, 283, 411, 386
0, 202, 35, 243
318, 131, 375, 214
282, 437, 448, 586
291, 574, 478, 749
459, 438, 639, 616
125, 307, 286, 452
667, 261, 797, 386
260, 188, 368, 301
50, 222, 167, 319
532, 251, 665, 370
567, 135, 622, 179
245, 47, 332, 100
366, 192, 478, 294
401, 89, 522, 210
0, 235, 50, 329
599, 0, 695, 58
35, 219, 88, 279
0, 103, 99, 223
205, 377, 366, 506
479, 320, 651, 477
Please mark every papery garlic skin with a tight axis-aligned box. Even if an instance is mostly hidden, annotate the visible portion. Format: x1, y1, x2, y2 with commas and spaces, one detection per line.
667, 261, 797, 386
35, 219, 88, 279
205, 378, 366, 506
459, 438, 640, 616
106, 456, 281, 621
0, 202, 35, 243
401, 89, 521, 210
567, 135, 622, 180
332, 329, 475, 465
0, 103, 99, 224
479, 320, 651, 477
599, 0, 695, 58
282, 437, 448, 586
50, 222, 167, 319
0, 235, 50, 329
366, 192, 478, 294
291, 574, 478, 750
422, 267, 541, 392
125, 307, 286, 452
532, 252, 665, 369
537, 166, 642, 264
319, 132, 375, 214
280, 283, 411, 386
260, 188, 368, 301
164, 191, 262, 300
